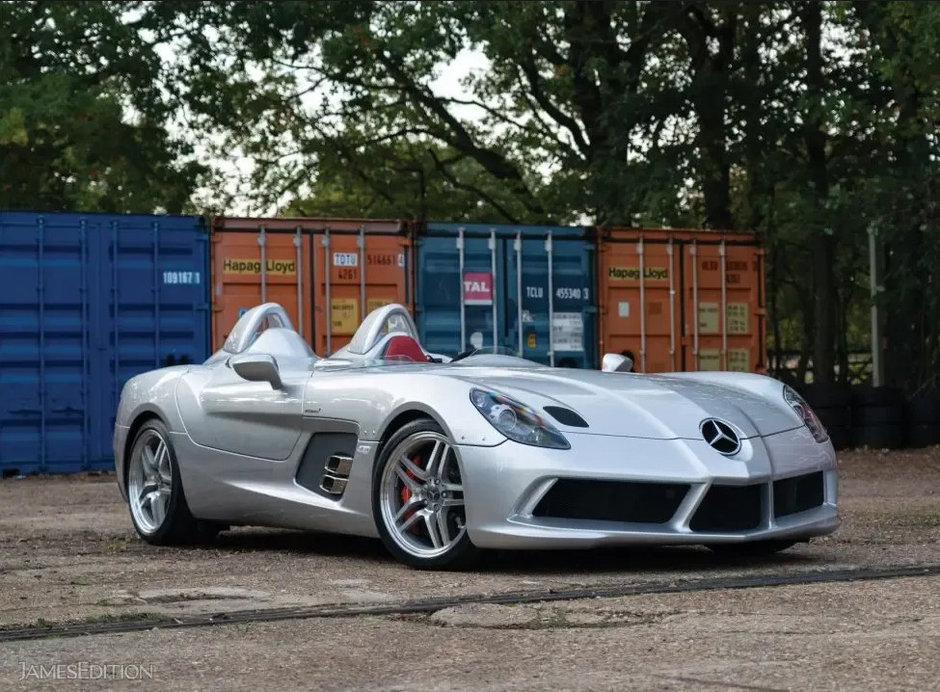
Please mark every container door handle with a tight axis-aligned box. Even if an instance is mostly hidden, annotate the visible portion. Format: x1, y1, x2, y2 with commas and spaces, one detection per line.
545, 233, 554, 366
457, 228, 465, 351
323, 230, 331, 355
667, 238, 676, 371
358, 226, 366, 325
258, 226, 267, 304
690, 241, 699, 369
720, 240, 727, 371
515, 232, 522, 356
489, 229, 497, 348
638, 236, 646, 373
294, 228, 303, 339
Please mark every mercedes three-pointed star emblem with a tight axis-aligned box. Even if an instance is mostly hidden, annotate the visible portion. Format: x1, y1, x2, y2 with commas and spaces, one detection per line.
700, 419, 741, 456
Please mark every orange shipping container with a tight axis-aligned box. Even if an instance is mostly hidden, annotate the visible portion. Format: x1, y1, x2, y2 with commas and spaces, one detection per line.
597, 228, 765, 374
210, 217, 410, 355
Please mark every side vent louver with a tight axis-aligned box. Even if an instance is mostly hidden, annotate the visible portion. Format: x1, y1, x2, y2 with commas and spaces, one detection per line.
321, 454, 353, 495
295, 432, 358, 499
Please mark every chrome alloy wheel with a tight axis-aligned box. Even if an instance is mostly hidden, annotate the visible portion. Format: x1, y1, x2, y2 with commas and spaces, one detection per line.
127, 429, 174, 535
379, 431, 467, 559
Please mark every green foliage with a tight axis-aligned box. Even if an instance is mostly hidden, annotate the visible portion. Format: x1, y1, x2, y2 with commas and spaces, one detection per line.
0, 1, 202, 212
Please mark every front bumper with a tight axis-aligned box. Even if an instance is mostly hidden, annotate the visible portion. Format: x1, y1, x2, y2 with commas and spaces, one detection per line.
458, 426, 839, 550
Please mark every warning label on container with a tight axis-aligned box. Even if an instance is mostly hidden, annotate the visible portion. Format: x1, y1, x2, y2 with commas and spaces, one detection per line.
607, 266, 668, 281
698, 349, 721, 371
366, 297, 393, 314
698, 302, 719, 334
618, 301, 630, 317
552, 312, 583, 352
728, 349, 750, 372
726, 303, 749, 335
463, 272, 493, 306
526, 333, 536, 349
222, 258, 296, 275
330, 298, 358, 333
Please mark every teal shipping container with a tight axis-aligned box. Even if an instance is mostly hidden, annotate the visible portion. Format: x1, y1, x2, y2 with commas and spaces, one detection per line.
0, 211, 210, 475
414, 223, 596, 368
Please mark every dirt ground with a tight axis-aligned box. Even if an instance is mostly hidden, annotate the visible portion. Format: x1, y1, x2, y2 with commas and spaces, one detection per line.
0, 446, 938, 690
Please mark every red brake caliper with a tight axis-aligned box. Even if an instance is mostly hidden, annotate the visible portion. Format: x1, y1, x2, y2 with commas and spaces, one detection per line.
400, 455, 423, 535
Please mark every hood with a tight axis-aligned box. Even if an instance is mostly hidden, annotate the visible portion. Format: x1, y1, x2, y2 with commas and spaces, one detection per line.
448, 367, 803, 440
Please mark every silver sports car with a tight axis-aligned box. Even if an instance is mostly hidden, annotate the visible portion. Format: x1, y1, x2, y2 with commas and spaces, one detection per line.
114, 302, 838, 569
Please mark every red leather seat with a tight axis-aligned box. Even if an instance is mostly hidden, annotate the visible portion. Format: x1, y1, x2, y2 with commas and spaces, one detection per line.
383, 335, 428, 362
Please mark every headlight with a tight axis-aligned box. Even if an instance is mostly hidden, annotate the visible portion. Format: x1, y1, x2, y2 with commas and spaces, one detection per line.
469, 388, 570, 449
783, 385, 828, 443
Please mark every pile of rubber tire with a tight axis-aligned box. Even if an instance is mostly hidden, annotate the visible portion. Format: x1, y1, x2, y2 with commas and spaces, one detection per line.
796, 384, 853, 450
908, 392, 940, 448
797, 384, 940, 450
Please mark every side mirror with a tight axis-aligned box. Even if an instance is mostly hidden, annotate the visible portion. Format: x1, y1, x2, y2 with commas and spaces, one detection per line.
602, 353, 634, 373
230, 353, 283, 389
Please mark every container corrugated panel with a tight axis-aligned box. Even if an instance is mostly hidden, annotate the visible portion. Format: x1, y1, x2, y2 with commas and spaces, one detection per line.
210, 217, 409, 355
597, 227, 764, 373
415, 223, 596, 368
0, 211, 210, 475
683, 231, 765, 373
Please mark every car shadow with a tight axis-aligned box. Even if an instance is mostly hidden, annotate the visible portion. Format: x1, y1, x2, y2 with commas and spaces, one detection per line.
204, 527, 823, 575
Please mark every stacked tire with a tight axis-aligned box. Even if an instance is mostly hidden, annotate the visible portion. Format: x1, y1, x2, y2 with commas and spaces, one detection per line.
797, 384, 852, 450
850, 386, 907, 449
907, 392, 940, 448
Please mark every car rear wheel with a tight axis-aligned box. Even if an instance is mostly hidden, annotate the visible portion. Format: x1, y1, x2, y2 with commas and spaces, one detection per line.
373, 419, 480, 569
126, 420, 209, 545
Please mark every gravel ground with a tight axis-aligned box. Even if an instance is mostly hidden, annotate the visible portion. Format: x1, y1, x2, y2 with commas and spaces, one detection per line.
0, 445, 937, 689
0, 576, 936, 690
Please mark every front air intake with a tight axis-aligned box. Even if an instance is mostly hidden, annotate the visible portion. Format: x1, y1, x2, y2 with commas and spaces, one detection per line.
689, 483, 763, 532
533, 479, 689, 523
773, 472, 824, 517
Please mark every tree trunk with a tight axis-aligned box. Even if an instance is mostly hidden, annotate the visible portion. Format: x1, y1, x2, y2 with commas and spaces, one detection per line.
801, 2, 835, 385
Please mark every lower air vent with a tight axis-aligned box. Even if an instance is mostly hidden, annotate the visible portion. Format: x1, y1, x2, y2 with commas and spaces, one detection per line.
689, 483, 763, 532
533, 479, 689, 523
773, 471, 824, 518
295, 433, 358, 499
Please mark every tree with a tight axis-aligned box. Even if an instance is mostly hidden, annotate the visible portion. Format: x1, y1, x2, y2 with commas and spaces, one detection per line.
23, 0, 933, 390
0, 1, 201, 212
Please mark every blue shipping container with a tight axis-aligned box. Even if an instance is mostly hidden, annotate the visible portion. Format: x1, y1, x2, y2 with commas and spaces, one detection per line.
416, 223, 596, 368
0, 211, 210, 475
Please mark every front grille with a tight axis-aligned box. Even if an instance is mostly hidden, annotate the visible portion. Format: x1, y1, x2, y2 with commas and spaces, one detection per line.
773, 471, 824, 518
532, 479, 689, 524
689, 483, 763, 532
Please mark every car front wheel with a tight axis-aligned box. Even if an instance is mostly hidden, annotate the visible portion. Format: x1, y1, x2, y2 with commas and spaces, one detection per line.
373, 419, 480, 569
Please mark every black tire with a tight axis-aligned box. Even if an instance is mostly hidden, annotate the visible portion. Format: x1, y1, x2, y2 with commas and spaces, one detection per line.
908, 394, 940, 424
372, 419, 480, 570
126, 420, 211, 545
851, 424, 906, 449
850, 385, 904, 408
814, 406, 852, 429
797, 384, 852, 409
907, 424, 940, 449
708, 540, 797, 556
854, 404, 906, 426
826, 424, 853, 450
